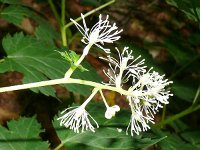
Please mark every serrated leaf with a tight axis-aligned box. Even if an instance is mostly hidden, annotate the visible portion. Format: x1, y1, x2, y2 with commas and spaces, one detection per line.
0, 32, 101, 96
0, 117, 49, 150
54, 103, 165, 150
1, 5, 59, 44
0, 5, 33, 25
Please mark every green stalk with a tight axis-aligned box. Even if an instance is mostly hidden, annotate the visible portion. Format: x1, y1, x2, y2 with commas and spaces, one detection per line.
192, 84, 200, 105
61, 0, 66, 26
63, 0, 115, 30
61, 0, 67, 46
54, 143, 62, 150
155, 105, 200, 128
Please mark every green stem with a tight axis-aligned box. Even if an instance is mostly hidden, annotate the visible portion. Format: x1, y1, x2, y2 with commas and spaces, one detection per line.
155, 105, 200, 128
61, 0, 67, 46
61, 27, 67, 46
54, 143, 62, 150
100, 90, 109, 108
63, 0, 115, 30
61, 0, 66, 26
192, 84, 200, 105
48, 0, 61, 25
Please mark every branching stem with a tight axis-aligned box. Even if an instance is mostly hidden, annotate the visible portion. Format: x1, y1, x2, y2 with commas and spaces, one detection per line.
0, 78, 131, 96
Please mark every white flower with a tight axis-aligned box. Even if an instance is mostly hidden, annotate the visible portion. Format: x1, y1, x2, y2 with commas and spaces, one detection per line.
131, 70, 173, 110
70, 14, 123, 53
105, 105, 120, 119
57, 105, 99, 133
126, 110, 153, 136
126, 100, 155, 136
101, 47, 146, 88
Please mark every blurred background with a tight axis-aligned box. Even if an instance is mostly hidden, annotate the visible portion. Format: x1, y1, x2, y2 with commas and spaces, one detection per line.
0, 0, 200, 149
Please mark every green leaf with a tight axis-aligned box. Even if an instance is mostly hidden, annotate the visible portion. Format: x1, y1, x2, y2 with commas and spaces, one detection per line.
35, 23, 60, 45
154, 130, 199, 150
58, 50, 88, 72
0, 5, 33, 25
0, 117, 49, 150
164, 36, 197, 65
0, 32, 101, 96
169, 119, 189, 133
172, 82, 197, 102
54, 103, 165, 150
1, 5, 60, 44
166, 0, 200, 23
181, 130, 200, 147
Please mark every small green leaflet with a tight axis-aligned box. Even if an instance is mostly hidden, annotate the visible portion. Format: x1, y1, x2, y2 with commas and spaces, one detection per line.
58, 49, 88, 72
0, 117, 49, 150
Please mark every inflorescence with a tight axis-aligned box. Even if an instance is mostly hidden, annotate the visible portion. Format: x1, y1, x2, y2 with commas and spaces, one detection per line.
58, 14, 173, 135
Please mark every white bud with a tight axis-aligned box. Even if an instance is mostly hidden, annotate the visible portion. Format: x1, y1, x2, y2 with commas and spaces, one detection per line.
105, 105, 120, 119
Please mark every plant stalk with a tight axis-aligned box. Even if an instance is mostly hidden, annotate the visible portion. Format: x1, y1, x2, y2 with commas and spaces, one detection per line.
60, 0, 67, 46
63, 0, 115, 30
0, 78, 131, 96
155, 105, 200, 128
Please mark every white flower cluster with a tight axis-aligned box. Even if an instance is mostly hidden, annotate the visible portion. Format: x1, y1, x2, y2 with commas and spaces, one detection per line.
58, 14, 173, 135
70, 13, 123, 53
58, 106, 99, 133
102, 47, 173, 135
100, 47, 146, 88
